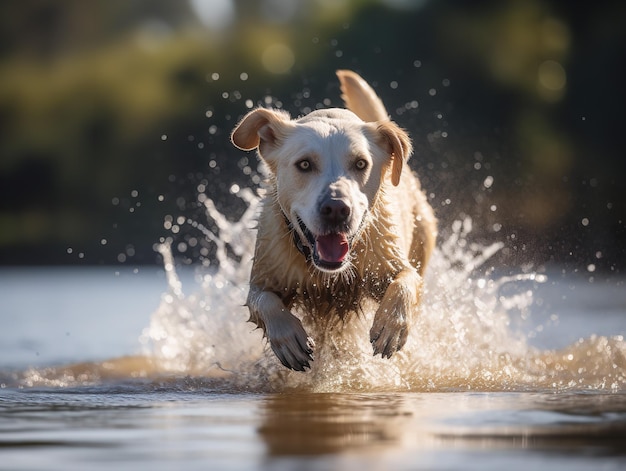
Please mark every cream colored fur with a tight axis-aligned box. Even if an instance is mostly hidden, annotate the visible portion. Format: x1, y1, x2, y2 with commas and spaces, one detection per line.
231, 70, 437, 371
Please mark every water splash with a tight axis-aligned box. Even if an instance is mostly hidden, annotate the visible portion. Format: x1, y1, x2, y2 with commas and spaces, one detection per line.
136, 189, 626, 393
139, 187, 264, 379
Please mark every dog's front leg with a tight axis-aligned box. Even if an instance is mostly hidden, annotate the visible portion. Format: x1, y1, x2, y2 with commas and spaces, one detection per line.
370, 268, 422, 358
246, 286, 315, 371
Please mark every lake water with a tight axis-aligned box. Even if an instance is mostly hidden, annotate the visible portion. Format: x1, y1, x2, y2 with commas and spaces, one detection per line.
1, 208, 626, 470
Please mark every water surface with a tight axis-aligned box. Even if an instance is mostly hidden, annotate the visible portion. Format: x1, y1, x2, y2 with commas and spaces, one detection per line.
1, 208, 626, 469
2, 383, 626, 470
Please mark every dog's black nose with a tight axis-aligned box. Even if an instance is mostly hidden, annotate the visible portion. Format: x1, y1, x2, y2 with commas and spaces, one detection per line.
320, 199, 351, 225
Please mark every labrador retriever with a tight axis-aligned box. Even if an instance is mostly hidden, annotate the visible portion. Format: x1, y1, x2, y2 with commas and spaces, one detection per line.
231, 70, 437, 371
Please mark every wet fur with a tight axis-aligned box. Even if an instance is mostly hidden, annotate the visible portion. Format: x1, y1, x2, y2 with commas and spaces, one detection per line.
231, 70, 437, 371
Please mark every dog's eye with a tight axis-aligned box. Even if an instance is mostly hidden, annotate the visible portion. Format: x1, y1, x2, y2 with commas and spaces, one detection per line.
354, 158, 368, 171
296, 159, 312, 172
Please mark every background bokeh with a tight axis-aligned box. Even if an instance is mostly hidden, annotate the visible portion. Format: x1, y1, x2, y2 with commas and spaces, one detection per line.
1, 0, 624, 273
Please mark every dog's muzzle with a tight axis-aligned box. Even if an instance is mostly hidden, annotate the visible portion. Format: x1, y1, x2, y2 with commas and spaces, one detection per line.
283, 212, 356, 272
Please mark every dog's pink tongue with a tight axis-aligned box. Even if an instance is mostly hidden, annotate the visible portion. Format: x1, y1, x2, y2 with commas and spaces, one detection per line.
315, 233, 349, 263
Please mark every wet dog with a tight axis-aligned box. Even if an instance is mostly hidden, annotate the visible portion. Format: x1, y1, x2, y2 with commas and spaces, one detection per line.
231, 70, 436, 371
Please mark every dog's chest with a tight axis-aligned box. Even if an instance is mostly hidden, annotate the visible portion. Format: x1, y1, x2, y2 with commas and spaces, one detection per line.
281, 263, 392, 319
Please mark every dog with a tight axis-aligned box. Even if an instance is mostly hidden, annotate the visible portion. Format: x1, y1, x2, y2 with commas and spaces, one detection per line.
230, 70, 437, 371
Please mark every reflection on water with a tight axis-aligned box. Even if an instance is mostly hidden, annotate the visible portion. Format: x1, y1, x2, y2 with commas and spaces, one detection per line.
2, 386, 626, 470
258, 393, 413, 455
258, 391, 626, 457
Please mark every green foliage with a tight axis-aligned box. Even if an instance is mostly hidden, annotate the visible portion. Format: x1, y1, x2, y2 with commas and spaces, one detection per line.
0, 0, 624, 268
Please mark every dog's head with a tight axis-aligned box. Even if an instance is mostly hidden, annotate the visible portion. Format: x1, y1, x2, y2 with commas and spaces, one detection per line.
231, 107, 411, 273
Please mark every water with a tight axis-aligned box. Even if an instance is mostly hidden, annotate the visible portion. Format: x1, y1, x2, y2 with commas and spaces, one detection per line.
1, 191, 626, 470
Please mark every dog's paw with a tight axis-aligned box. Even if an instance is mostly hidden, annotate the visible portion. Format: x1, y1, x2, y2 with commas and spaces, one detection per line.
370, 301, 409, 359
266, 312, 315, 371
370, 270, 420, 358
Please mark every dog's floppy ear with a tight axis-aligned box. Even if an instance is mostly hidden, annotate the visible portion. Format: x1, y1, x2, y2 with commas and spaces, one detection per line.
231, 108, 292, 152
376, 120, 413, 186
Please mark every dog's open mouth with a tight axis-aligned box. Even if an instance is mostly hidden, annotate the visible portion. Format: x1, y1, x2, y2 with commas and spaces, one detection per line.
315, 233, 350, 265
296, 217, 350, 271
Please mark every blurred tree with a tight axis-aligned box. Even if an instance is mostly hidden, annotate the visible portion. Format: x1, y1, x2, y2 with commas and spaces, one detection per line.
0, 0, 624, 271
0, 0, 197, 60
